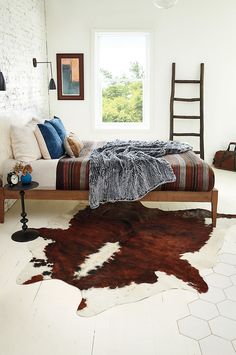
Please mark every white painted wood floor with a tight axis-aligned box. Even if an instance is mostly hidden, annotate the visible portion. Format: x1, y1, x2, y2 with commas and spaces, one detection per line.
0, 168, 236, 355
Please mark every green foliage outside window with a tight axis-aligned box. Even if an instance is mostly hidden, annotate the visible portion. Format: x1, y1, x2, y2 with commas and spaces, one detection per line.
101, 62, 144, 123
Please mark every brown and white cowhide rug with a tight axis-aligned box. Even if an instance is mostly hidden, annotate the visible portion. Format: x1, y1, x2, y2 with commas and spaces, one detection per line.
17, 202, 236, 317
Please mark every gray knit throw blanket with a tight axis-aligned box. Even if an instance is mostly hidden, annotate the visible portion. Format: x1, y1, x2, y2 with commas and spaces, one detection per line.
89, 140, 192, 209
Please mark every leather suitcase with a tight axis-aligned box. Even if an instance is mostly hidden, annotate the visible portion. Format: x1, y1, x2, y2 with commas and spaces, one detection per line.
213, 142, 236, 171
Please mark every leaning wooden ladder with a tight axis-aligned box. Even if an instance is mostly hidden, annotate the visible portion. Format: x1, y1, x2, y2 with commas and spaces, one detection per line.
170, 63, 205, 160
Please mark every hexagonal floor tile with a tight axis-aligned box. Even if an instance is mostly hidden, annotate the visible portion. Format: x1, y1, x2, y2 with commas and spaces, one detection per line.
225, 285, 236, 301
231, 275, 236, 285
200, 268, 214, 276
221, 242, 236, 255
228, 230, 236, 243
199, 286, 225, 304
188, 299, 218, 320
213, 263, 236, 276
218, 300, 236, 320
205, 273, 232, 289
209, 316, 236, 340
200, 335, 235, 355
219, 253, 236, 266
178, 316, 211, 340
233, 339, 236, 352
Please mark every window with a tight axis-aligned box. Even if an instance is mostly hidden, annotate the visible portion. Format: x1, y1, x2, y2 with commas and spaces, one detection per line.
94, 31, 150, 129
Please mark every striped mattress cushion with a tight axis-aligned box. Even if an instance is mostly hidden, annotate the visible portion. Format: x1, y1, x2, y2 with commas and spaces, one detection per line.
56, 141, 214, 192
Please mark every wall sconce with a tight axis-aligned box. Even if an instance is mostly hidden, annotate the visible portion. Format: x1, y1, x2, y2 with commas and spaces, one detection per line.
33, 58, 56, 90
0, 68, 6, 91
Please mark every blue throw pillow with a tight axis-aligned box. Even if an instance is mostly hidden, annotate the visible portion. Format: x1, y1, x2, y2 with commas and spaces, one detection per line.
45, 116, 67, 142
35, 122, 65, 159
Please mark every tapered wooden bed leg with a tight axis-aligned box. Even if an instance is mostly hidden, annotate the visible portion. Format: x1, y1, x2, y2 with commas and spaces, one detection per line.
211, 188, 218, 227
0, 187, 4, 223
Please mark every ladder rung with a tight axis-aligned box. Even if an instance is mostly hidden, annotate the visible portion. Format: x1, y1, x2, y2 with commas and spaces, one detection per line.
173, 133, 200, 137
174, 98, 201, 102
175, 80, 200, 84
170, 63, 204, 160
173, 115, 201, 119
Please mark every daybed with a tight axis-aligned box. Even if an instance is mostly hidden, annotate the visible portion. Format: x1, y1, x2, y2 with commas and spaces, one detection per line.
0, 141, 218, 226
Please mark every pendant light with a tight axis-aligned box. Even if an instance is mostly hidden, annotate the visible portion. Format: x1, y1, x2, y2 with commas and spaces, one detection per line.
153, 0, 178, 9
0, 69, 6, 91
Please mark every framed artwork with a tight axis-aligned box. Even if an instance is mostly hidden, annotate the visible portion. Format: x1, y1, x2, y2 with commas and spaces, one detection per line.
56, 53, 84, 100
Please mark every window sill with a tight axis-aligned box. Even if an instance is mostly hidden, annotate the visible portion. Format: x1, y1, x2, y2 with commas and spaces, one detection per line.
94, 122, 150, 130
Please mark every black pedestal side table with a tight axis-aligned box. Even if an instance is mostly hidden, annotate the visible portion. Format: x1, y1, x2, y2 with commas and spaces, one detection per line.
5, 181, 40, 242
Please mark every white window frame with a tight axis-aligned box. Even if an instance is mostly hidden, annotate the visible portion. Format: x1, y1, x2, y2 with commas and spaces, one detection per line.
93, 30, 151, 130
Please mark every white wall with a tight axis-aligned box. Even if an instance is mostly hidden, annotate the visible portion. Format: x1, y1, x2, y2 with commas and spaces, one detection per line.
46, 0, 236, 163
0, 0, 49, 123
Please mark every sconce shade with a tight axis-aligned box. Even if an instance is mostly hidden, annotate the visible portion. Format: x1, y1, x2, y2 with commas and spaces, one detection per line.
0, 70, 6, 91
49, 78, 56, 90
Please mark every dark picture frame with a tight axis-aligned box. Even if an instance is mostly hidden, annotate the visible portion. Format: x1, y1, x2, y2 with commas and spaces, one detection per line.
56, 53, 84, 100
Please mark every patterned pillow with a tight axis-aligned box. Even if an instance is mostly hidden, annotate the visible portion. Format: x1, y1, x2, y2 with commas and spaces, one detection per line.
64, 133, 84, 158
45, 116, 67, 142
35, 122, 65, 159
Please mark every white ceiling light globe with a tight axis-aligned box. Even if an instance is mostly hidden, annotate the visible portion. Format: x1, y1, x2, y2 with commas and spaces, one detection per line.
153, 0, 178, 9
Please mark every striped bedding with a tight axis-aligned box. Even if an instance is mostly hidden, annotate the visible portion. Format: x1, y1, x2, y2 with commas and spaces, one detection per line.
56, 141, 214, 192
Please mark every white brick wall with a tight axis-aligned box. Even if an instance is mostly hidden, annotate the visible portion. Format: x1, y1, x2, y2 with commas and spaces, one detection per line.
0, 0, 49, 122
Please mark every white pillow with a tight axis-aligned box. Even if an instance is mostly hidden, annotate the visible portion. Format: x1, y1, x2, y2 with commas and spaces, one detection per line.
28, 117, 44, 127
11, 123, 42, 161
0, 117, 13, 176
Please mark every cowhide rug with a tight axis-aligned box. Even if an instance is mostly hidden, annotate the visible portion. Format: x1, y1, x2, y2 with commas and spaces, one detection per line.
17, 202, 236, 317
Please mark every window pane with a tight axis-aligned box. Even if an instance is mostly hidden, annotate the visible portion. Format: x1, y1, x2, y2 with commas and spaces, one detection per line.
97, 33, 148, 124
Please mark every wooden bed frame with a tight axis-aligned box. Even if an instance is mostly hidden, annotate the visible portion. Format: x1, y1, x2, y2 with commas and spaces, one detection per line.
0, 187, 218, 227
